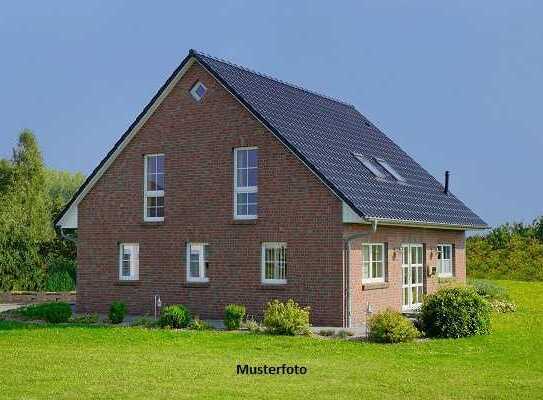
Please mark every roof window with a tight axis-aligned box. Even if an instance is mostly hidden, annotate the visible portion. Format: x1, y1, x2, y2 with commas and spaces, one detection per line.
353, 153, 386, 179
375, 158, 406, 182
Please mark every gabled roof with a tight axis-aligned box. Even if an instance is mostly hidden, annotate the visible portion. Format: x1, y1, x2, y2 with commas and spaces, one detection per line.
56, 49, 487, 229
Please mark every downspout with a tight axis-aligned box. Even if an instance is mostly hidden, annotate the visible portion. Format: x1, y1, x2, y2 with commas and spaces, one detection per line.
342, 218, 378, 328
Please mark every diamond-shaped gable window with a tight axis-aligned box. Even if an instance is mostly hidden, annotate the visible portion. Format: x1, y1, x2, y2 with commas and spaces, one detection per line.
190, 81, 207, 102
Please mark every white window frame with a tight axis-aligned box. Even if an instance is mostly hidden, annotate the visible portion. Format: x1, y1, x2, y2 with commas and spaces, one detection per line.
143, 154, 165, 222
362, 243, 386, 283
234, 147, 258, 220
374, 158, 406, 182
119, 243, 139, 281
190, 81, 207, 102
437, 244, 453, 277
186, 243, 209, 283
261, 242, 287, 285
353, 153, 387, 179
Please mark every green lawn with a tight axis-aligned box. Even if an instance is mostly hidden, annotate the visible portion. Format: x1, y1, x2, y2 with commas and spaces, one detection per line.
1, 281, 542, 399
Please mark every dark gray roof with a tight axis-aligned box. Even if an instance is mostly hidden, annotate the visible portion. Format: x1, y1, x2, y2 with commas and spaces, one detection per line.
194, 50, 487, 228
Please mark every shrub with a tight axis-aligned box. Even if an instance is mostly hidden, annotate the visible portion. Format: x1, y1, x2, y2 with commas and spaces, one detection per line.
420, 287, 491, 338
189, 317, 212, 331
224, 304, 246, 330
45, 270, 75, 292
368, 309, 421, 343
319, 329, 335, 337
19, 301, 72, 323
132, 316, 159, 328
42, 302, 72, 323
263, 299, 310, 336
109, 301, 127, 324
469, 279, 516, 313
242, 317, 265, 333
70, 313, 98, 324
159, 305, 191, 329
46, 256, 77, 284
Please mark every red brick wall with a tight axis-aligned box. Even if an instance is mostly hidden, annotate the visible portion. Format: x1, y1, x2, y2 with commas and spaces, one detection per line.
344, 224, 465, 327
77, 62, 345, 326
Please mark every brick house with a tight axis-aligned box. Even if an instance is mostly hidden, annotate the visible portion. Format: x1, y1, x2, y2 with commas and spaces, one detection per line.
55, 50, 487, 327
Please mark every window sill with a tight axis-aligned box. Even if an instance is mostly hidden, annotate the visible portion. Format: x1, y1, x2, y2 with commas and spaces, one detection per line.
362, 282, 388, 291
185, 282, 210, 288
115, 280, 142, 286
140, 220, 165, 227
260, 284, 287, 290
231, 219, 257, 225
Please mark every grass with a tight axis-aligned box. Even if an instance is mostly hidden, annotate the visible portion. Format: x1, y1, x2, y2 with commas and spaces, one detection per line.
1, 280, 542, 399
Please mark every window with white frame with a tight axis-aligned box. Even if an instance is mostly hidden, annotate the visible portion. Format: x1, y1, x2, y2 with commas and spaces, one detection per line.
437, 244, 453, 277
234, 147, 258, 219
190, 81, 207, 102
186, 243, 209, 282
144, 154, 164, 221
261, 242, 287, 284
362, 243, 385, 283
119, 243, 139, 281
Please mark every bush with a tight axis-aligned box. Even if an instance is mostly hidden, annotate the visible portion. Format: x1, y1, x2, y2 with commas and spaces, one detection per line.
131, 316, 159, 328
224, 304, 246, 330
109, 301, 127, 324
242, 317, 265, 333
46, 255, 76, 284
263, 299, 310, 336
420, 287, 491, 338
19, 301, 72, 323
45, 270, 75, 292
159, 305, 191, 329
469, 279, 516, 313
368, 309, 421, 343
189, 317, 212, 331
70, 313, 99, 324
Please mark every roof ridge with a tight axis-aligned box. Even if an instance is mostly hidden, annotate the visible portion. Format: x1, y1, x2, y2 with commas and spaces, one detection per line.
190, 49, 355, 108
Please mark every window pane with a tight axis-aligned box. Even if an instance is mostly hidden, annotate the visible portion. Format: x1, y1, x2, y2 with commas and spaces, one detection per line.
363, 245, 369, 263
237, 169, 247, 187
147, 207, 156, 217
147, 175, 157, 191
237, 192, 247, 205
417, 266, 423, 283
156, 196, 164, 207
403, 247, 408, 264
156, 174, 164, 191
148, 197, 156, 207
247, 204, 257, 216
363, 262, 370, 279
248, 149, 257, 168
371, 262, 377, 278
403, 267, 409, 285
237, 150, 247, 168
417, 247, 423, 264
411, 247, 417, 265
156, 155, 164, 173
156, 206, 164, 218
247, 169, 257, 187
375, 261, 383, 278
403, 288, 409, 305
374, 245, 383, 261
147, 156, 156, 173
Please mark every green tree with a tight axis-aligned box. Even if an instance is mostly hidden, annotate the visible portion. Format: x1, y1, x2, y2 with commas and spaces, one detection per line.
0, 130, 53, 290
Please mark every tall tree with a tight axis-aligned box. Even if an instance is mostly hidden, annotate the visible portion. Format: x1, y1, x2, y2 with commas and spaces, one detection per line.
0, 130, 53, 290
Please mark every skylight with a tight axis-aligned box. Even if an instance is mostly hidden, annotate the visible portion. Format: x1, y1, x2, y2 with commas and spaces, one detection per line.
353, 153, 386, 179
190, 81, 207, 102
375, 158, 406, 182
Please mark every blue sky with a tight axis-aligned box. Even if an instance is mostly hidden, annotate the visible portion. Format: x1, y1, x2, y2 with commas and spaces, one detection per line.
1, 1, 541, 228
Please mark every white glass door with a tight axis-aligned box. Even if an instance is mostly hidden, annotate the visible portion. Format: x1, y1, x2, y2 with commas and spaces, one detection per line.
402, 244, 424, 310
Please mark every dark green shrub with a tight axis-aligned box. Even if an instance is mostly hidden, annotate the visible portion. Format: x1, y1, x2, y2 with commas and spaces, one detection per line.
159, 305, 191, 329
224, 304, 246, 330
45, 270, 75, 292
109, 301, 127, 324
46, 256, 76, 284
420, 287, 491, 338
368, 309, 421, 343
43, 302, 72, 323
19, 301, 71, 323
263, 299, 310, 336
